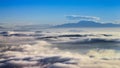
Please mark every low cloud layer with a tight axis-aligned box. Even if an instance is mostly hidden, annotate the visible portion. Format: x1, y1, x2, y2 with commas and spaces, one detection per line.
0, 29, 120, 68
66, 15, 100, 21
1, 40, 120, 68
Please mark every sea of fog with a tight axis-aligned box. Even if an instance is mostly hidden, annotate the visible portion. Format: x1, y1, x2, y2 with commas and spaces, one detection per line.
42, 28, 120, 53
0, 27, 120, 68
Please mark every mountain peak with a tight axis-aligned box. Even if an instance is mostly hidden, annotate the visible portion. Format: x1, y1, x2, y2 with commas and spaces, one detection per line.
54, 20, 120, 28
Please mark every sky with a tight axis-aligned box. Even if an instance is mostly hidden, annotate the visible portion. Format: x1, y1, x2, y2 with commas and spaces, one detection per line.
0, 0, 120, 25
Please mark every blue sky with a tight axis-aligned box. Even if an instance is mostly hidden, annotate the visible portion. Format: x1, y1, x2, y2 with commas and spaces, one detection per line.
0, 0, 120, 24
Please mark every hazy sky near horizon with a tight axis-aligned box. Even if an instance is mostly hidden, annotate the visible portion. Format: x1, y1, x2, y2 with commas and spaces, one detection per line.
0, 0, 120, 24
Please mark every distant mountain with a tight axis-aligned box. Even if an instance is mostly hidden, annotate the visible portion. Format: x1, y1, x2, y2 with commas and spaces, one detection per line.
54, 21, 120, 28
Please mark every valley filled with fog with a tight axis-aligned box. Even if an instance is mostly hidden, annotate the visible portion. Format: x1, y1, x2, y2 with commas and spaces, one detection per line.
0, 28, 120, 68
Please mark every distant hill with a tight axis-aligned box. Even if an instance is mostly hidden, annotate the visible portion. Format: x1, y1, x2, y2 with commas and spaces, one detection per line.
54, 21, 120, 28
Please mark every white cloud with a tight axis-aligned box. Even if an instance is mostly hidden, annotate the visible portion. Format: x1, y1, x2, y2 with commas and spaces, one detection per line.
66, 15, 100, 21
1, 31, 120, 68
